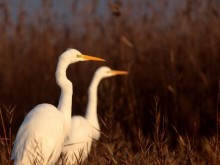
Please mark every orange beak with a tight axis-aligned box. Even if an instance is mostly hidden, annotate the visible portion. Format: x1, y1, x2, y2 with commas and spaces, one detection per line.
110, 70, 129, 75
80, 54, 105, 61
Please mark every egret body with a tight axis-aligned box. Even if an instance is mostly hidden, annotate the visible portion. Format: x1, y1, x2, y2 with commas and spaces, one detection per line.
11, 49, 104, 165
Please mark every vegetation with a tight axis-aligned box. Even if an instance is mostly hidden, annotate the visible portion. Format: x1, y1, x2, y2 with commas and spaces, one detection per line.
0, 0, 220, 164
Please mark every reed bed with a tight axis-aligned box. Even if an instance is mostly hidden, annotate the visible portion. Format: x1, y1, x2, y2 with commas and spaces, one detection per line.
1, 0, 220, 164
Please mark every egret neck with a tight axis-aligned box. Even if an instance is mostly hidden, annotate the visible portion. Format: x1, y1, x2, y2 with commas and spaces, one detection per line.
85, 73, 101, 131
56, 57, 73, 132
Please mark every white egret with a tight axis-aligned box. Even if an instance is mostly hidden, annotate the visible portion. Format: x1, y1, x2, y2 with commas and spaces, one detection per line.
11, 49, 105, 165
60, 66, 128, 164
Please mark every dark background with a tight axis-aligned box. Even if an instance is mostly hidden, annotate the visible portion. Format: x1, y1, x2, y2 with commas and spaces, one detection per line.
1, 0, 220, 144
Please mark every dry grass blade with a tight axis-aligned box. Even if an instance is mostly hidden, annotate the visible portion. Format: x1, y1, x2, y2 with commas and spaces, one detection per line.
216, 81, 220, 162
0, 106, 15, 165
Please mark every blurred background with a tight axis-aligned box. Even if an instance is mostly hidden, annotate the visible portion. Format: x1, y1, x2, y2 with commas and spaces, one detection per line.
1, 0, 220, 147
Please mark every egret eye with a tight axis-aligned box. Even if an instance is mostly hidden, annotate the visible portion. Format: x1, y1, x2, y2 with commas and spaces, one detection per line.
76, 54, 81, 58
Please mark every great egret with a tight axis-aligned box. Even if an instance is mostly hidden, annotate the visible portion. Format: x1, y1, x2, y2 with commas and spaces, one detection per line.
11, 49, 105, 165
60, 66, 128, 164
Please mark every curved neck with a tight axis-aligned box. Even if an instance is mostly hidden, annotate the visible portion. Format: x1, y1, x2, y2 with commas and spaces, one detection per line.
85, 74, 102, 128
56, 59, 72, 127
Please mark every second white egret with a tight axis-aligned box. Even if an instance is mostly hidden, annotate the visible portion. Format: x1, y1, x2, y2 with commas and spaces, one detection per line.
60, 66, 128, 164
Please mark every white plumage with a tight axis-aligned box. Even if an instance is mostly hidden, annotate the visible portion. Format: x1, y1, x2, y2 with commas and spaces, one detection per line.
11, 49, 104, 165
60, 66, 128, 165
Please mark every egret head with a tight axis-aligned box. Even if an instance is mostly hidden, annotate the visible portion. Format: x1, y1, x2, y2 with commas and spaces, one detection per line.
60, 49, 105, 63
95, 66, 128, 79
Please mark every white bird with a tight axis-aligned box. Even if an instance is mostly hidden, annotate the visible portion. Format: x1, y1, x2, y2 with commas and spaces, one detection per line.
60, 66, 128, 165
11, 49, 105, 165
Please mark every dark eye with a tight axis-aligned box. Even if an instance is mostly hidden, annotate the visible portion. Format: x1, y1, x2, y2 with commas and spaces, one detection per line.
76, 54, 80, 58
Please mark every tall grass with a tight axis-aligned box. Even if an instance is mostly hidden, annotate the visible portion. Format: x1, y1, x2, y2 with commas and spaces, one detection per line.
1, 0, 220, 164
0, 106, 14, 165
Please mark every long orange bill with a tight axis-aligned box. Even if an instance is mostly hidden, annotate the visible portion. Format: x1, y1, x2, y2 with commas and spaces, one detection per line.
110, 70, 129, 75
80, 54, 105, 61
